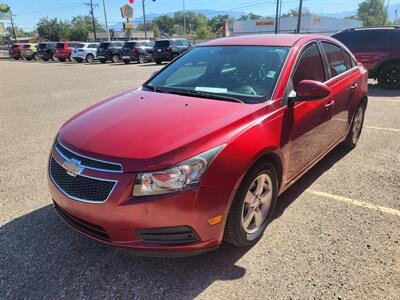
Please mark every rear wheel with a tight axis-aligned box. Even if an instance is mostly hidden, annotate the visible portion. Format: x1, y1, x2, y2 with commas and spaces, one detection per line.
111, 54, 120, 63
137, 54, 145, 64
224, 162, 278, 247
155, 59, 162, 65
377, 64, 400, 89
14, 57, 19, 60
52, 54, 57, 61
86, 54, 94, 64
123, 60, 130, 64
100, 59, 106, 64
58, 58, 66, 62
342, 103, 366, 149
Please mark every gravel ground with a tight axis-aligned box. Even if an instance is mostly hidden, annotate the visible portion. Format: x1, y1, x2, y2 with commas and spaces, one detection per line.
0, 60, 399, 299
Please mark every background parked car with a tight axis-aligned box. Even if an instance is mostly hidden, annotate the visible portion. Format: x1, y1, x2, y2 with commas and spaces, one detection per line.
71, 42, 100, 63
9, 44, 23, 60
97, 41, 124, 63
122, 40, 154, 64
21, 43, 38, 61
153, 38, 191, 65
36, 42, 57, 61
54, 42, 83, 62
332, 26, 400, 89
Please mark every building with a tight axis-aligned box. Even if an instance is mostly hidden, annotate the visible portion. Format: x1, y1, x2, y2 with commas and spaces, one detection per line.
232, 15, 362, 36
89, 30, 154, 41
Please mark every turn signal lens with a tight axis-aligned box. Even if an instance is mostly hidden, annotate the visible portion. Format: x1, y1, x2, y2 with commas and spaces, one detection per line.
208, 215, 223, 226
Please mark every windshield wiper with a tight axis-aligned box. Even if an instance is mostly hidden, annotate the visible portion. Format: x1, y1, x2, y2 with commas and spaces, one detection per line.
166, 88, 244, 103
142, 84, 168, 93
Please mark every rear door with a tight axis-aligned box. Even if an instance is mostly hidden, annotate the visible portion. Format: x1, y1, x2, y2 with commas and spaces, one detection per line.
320, 41, 361, 141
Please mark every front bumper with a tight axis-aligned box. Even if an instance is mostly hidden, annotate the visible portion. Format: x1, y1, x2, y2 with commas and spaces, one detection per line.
48, 145, 229, 256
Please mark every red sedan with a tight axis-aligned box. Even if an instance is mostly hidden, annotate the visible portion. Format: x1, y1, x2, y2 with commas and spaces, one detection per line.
48, 34, 368, 256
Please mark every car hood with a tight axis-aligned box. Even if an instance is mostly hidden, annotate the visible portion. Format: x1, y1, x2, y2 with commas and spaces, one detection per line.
59, 89, 265, 172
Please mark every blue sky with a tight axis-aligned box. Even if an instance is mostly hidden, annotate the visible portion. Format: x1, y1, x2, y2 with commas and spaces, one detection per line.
4, 0, 400, 31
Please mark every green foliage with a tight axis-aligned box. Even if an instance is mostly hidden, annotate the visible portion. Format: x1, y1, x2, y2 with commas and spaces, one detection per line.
36, 15, 103, 41
282, 8, 312, 17
6, 25, 35, 38
357, 0, 387, 26
207, 14, 231, 37
238, 13, 264, 21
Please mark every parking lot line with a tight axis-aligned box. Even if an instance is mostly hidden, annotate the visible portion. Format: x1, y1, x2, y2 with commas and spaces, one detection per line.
306, 190, 400, 217
365, 126, 400, 132
369, 99, 400, 103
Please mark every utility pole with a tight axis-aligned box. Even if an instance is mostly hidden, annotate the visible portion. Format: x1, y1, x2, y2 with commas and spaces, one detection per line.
142, 0, 147, 39
395, 5, 399, 25
183, 0, 186, 37
383, 0, 390, 25
85, 0, 98, 41
296, 0, 304, 34
278, 0, 282, 32
10, 14, 18, 43
274, 0, 280, 34
102, 0, 110, 41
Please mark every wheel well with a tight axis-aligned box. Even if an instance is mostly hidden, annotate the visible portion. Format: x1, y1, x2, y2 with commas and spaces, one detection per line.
253, 153, 283, 189
360, 95, 368, 107
377, 59, 400, 73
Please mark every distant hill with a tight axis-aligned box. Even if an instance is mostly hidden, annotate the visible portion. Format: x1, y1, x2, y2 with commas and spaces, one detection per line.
108, 5, 399, 31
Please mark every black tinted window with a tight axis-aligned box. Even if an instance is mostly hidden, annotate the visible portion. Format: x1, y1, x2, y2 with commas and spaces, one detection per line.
333, 30, 400, 51
155, 40, 170, 47
23, 44, 30, 48
56, 43, 65, 49
124, 42, 137, 48
321, 42, 347, 78
99, 43, 110, 49
293, 44, 326, 88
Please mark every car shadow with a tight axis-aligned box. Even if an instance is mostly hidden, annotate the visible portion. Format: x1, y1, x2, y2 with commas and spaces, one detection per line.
0, 146, 352, 299
368, 83, 400, 97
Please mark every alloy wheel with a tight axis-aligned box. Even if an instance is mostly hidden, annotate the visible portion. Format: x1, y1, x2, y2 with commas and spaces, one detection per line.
352, 106, 364, 144
241, 173, 273, 234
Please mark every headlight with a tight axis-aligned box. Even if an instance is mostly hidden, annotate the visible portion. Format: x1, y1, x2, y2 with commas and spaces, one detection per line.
133, 145, 225, 196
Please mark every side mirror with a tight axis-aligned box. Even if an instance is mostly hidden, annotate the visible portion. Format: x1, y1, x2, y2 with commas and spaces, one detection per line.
294, 80, 331, 101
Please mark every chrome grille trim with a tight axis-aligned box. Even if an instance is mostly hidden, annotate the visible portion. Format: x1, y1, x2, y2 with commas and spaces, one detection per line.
49, 156, 118, 204
55, 142, 123, 173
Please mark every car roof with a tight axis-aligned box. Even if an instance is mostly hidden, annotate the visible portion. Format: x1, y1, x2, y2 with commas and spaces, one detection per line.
201, 34, 320, 47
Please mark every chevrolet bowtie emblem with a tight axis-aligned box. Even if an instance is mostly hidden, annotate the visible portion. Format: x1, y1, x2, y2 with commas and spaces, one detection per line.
62, 158, 83, 177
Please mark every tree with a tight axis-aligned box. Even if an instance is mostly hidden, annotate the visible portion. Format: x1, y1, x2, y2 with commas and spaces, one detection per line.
6, 25, 26, 37
208, 14, 231, 36
357, 0, 387, 26
36, 17, 71, 41
238, 13, 263, 21
137, 21, 160, 37
152, 15, 175, 35
195, 26, 212, 39
67, 15, 103, 41
282, 8, 312, 17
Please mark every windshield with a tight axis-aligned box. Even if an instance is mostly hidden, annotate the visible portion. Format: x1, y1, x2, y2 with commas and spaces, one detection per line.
99, 43, 110, 49
146, 46, 289, 104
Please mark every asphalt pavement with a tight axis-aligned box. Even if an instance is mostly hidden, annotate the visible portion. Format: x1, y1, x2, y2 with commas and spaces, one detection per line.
0, 60, 399, 299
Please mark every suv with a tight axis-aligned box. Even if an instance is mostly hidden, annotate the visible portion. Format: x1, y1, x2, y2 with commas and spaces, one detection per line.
333, 26, 400, 89
122, 40, 155, 64
8, 43, 23, 60
21, 43, 38, 61
71, 42, 100, 63
54, 42, 83, 62
36, 42, 57, 61
153, 38, 191, 64
97, 41, 124, 63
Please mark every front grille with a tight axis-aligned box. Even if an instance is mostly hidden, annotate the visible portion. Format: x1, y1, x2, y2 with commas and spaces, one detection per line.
136, 226, 199, 245
55, 142, 122, 172
54, 202, 110, 241
50, 157, 116, 203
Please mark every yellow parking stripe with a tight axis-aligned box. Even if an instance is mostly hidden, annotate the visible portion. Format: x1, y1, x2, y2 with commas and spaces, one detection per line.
306, 190, 400, 217
365, 126, 400, 132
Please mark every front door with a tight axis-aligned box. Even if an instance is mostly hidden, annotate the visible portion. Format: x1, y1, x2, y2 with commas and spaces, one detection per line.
282, 42, 335, 181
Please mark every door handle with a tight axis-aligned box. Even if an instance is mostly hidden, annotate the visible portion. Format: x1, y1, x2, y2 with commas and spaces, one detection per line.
350, 83, 359, 91
325, 100, 335, 109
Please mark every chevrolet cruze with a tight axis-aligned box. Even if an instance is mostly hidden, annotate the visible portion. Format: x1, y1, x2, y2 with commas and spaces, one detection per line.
48, 34, 368, 256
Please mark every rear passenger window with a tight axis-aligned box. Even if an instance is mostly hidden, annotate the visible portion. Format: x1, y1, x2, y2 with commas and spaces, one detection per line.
342, 50, 354, 70
321, 42, 347, 78
292, 43, 326, 88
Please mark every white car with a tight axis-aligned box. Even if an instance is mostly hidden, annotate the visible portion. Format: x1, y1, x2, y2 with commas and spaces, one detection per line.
71, 42, 100, 63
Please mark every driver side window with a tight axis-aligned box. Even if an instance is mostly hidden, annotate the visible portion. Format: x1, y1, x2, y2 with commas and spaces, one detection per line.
293, 43, 326, 88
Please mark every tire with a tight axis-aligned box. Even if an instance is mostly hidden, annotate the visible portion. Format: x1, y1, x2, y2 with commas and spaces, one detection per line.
137, 54, 145, 64
59, 58, 66, 62
33, 53, 38, 61
52, 54, 57, 61
86, 54, 94, 64
377, 64, 400, 89
342, 102, 366, 149
100, 59, 106, 64
123, 60, 130, 64
224, 162, 278, 247
14, 57, 19, 60
68, 54, 73, 62
26, 58, 31, 61
111, 54, 120, 63
155, 59, 162, 65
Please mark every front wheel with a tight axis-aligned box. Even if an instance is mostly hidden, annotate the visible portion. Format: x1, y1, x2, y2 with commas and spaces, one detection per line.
224, 162, 278, 247
137, 54, 145, 64
342, 103, 366, 149
155, 59, 162, 65
377, 64, 400, 89
86, 54, 94, 64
